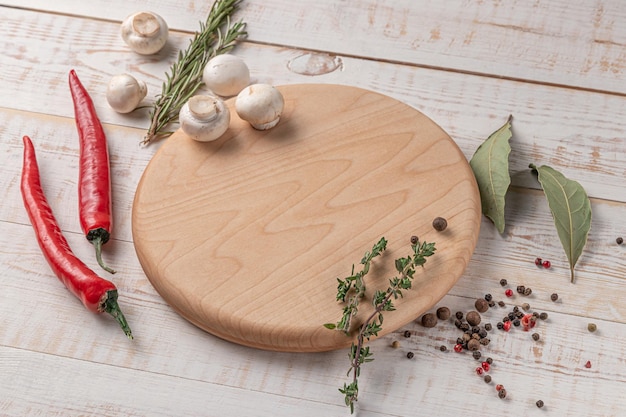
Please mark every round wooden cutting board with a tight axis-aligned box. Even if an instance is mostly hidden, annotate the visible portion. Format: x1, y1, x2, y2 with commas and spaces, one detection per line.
132, 84, 481, 352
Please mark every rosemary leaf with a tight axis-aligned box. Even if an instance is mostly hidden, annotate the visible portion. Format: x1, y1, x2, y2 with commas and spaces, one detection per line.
143, 0, 247, 145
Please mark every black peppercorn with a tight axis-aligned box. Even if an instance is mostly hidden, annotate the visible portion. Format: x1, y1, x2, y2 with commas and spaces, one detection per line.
539, 312, 548, 320
498, 388, 507, 399
524, 287, 533, 296
440, 345, 447, 352
488, 300, 496, 308
404, 330, 411, 338
515, 311, 524, 319
454, 319, 462, 328
498, 300, 506, 307
588, 323, 597, 332
502, 316, 510, 323
508, 312, 515, 320
499, 279, 507, 286
457, 337, 465, 345
617, 237, 623, 245
484, 375, 492, 383
472, 333, 480, 341
455, 311, 464, 320
484, 293, 493, 302
496, 322, 504, 330
460, 322, 470, 332
536, 400, 544, 408
407, 352, 414, 359
479, 338, 490, 346
436, 306, 451, 320
532, 333, 540, 341
484, 323, 492, 331
475, 298, 489, 313
432, 217, 448, 231
486, 357, 493, 364
516, 285, 526, 294
421, 313, 437, 328
512, 306, 520, 313
550, 293, 559, 302
466, 311, 482, 326
410, 235, 419, 245
478, 328, 488, 338
471, 326, 480, 334
513, 319, 521, 327
472, 350, 482, 360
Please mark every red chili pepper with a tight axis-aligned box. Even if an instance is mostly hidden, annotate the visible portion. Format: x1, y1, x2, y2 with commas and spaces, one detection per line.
68, 69, 115, 274
20, 135, 132, 339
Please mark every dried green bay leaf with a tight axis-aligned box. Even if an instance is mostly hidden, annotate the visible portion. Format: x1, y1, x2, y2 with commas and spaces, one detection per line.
529, 164, 592, 283
469, 116, 513, 233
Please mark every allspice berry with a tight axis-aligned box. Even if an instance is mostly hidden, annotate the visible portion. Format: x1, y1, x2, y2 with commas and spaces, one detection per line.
432, 217, 448, 231
587, 323, 597, 333
466, 310, 482, 326
474, 298, 489, 313
421, 312, 438, 328
467, 338, 481, 351
436, 306, 451, 320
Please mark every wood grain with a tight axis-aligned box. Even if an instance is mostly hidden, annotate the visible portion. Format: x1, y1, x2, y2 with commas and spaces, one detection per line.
132, 84, 481, 351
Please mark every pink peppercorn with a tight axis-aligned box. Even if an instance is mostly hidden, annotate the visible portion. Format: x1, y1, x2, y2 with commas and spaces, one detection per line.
505, 289, 514, 297
476, 367, 484, 376
585, 360, 592, 369
542, 260, 551, 268
503, 321, 512, 332
481, 361, 491, 372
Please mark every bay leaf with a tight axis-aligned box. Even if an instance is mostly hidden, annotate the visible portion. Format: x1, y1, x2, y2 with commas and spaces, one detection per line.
469, 116, 513, 233
529, 164, 592, 283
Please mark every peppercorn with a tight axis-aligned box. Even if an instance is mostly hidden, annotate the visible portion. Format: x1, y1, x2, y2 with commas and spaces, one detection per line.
588, 323, 597, 332
617, 237, 624, 245
471, 326, 480, 334
455, 311, 464, 320
502, 316, 510, 323
536, 400, 544, 408
475, 366, 484, 376
550, 293, 558, 302
460, 322, 470, 332
454, 344, 463, 353
521, 303, 530, 311
484, 323, 492, 331
498, 388, 507, 399
479, 338, 490, 346
467, 338, 481, 351
524, 287, 533, 296
410, 235, 419, 245
404, 330, 411, 338
498, 300, 506, 307
505, 289, 514, 297
515, 311, 524, 319
432, 217, 447, 231
516, 285, 525, 294
471, 333, 480, 341
534, 257, 542, 266
513, 319, 521, 327
539, 312, 548, 320
512, 305, 519, 313
454, 319, 462, 328
532, 333, 540, 341
486, 357, 493, 365
484, 293, 493, 302
478, 328, 488, 338
466, 311, 482, 326
495, 384, 504, 392
421, 313, 437, 328
542, 260, 551, 269
507, 312, 515, 320
496, 322, 504, 330
407, 352, 414, 359
488, 300, 496, 308
503, 321, 512, 331
440, 345, 447, 352
499, 279, 507, 286
391, 340, 400, 348
436, 306, 451, 320
585, 360, 591, 368
473, 350, 482, 360
475, 298, 489, 313
484, 375, 492, 383
457, 336, 465, 344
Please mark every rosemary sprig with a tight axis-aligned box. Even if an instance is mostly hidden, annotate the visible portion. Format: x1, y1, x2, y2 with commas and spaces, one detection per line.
143, 0, 247, 145
325, 237, 436, 414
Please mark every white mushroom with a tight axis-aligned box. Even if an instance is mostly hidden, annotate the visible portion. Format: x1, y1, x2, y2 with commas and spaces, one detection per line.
235, 84, 284, 130
202, 54, 250, 97
106, 74, 147, 113
120, 11, 169, 55
179, 95, 230, 142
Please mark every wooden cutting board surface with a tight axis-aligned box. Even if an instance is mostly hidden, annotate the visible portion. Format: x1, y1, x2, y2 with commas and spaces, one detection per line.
132, 84, 481, 352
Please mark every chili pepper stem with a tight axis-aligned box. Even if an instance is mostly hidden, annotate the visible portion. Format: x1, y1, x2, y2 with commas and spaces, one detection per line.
92, 237, 116, 274
102, 290, 133, 340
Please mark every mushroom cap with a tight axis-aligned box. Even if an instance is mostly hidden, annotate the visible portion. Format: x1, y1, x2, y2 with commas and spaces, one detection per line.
121, 11, 169, 55
179, 95, 230, 142
235, 84, 285, 130
202, 54, 250, 97
106, 73, 147, 113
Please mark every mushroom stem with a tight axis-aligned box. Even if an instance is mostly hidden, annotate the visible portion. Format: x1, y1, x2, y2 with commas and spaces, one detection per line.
132, 12, 160, 37
187, 96, 220, 121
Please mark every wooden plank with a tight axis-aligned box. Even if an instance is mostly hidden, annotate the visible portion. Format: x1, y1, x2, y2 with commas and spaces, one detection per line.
3, 0, 626, 93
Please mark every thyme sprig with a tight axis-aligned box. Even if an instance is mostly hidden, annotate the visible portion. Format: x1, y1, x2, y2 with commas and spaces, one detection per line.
325, 237, 436, 414
143, 0, 247, 145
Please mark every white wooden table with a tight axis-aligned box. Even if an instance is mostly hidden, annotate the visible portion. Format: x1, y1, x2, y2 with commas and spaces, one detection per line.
1, 1, 625, 415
